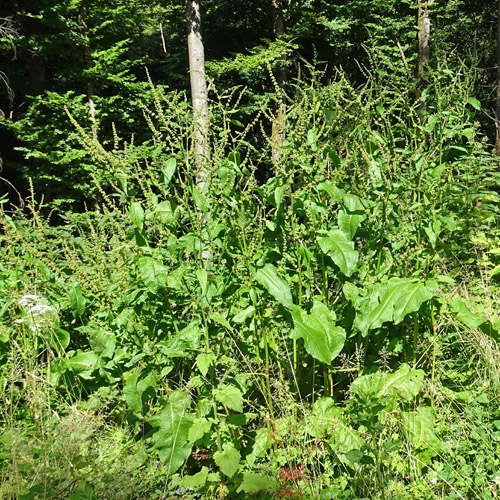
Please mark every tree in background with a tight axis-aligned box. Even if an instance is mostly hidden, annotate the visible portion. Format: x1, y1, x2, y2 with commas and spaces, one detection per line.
187, 0, 209, 187
417, 0, 433, 105
270, 0, 288, 166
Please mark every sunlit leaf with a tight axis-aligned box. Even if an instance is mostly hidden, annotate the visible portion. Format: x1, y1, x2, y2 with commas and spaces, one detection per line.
291, 301, 346, 364
255, 264, 293, 309
317, 229, 358, 277
213, 385, 244, 413
149, 390, 194, 473
214, 443, 240, 478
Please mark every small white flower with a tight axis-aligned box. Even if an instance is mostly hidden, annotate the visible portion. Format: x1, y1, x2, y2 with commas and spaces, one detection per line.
34, 413, 39, 420
14, 318, 25, 324
30, 304, 54, 316
494, 476, 500, 485
430, 478, 438, 484
19, 295, 40, 308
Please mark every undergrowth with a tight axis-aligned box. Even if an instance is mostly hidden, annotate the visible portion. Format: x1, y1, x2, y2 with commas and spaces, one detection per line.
1, 64, 500, 499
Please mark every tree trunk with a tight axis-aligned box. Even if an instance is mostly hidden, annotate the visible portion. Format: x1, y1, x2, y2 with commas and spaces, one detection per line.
271, 0, 287, 167
496, 0, 500, 155
186, 0, 209, 189
417, 0, 433, 103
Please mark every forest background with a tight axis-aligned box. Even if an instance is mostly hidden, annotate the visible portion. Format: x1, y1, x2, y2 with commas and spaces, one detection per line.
2, 0, 500, 499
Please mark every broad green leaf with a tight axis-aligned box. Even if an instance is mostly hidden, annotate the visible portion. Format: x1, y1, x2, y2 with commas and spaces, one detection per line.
181, 467, 208, 489
69, 283, 86, 318
317, 229, 358, 277
255, 264, 293, 309
376, 364, 424, 401
355, 278, 435, 334
213, 385, 244, 413
274, 184, 286, 209
137, 257, 169, 292
192, 186, 209, 212
214, 443, 240, 478
161, 157, 177, 186
449, 299, 486, 328
401, 406, 443, 454
129, 202, 145, 231
338, 210, 364, 239
246, 427, 271, 466
232, 306, 255, 323
52, 327, 70, 350
291, 301, 346, 364
123, 369, 158, 414
466, 97, 481, 110
350, 364, 424, 403
158, 321, 201, 358
329, 425, 364, 456
393, 280, 436, 324
67, 351, 97, 374
196, 352, 215, 377
88, 328, 115, 358
149, 390, 194, 473
188, 417, 212, 443
196, 268, 208, 297
68, 482, 97, 500
210, 312, 233, 331
154, 200, 178, 224
238, 473, 275, 493
306, 397, 342, 437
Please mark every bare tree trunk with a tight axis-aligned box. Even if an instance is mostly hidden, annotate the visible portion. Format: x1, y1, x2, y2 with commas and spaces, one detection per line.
496, 0, 500, 155
271, 0, 287, 167
187, 0, 209, 188
417, 0, 433, 105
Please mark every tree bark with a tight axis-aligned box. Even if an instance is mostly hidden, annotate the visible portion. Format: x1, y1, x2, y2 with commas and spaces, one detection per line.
417, 0, 433, 103
271, 0, 287, 167
186, 0, 209, 188
496, 0, 500, 155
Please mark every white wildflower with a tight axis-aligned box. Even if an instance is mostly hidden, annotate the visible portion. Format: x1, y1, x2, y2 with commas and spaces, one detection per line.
30, 304, 54, 316
19, 295, 40, 308
14, 318, 25, 324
